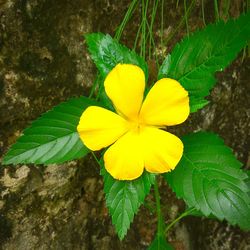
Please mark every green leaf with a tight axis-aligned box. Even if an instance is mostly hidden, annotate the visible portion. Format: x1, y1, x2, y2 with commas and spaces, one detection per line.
85, 33, 148, 80
164, 132, 250, 230
157, 54, 171, 80
101, 167, 155, 240
148, 234, 174, 250
245, 171, 250, 194
186, 207, 216, 219
159, 12, 250, 112
2, 97, 98, 165
189, 98, 209, 113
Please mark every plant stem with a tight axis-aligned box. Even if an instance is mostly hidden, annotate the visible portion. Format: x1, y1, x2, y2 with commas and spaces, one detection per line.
91, 151, 101, 166
89, 0, 138, 99
115, 0, 138, 41
133, 21, 143, 50
176, 0, 180, 8
154, 176, 165, 236
201, 0, 206, 25
88, 74, 101, 98
184, 0, 189, 35
160, 0, 164, 49
223, 0, 231, 19
148, 0, 159, 59
141, 0, 150, 58
145, 19, 159, 68
165, 0, 195, 47
214, 0, 220, 21
165, 207, 196, 234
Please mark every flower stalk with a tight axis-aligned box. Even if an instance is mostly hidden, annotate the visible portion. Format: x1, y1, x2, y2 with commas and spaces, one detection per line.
154, 176, 165, 237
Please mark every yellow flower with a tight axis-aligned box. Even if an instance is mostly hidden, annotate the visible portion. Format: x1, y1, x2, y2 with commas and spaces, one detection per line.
77, 64, 189, 180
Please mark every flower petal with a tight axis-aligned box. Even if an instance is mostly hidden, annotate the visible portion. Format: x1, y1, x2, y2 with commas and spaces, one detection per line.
104, 64, 145, 121
140, 78, 190, 126
104, 130, 144, 180
77, 106, 129, 151
141, 127, 183, 173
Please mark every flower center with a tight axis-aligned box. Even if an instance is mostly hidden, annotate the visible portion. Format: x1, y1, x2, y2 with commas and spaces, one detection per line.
128, 117, 145, 133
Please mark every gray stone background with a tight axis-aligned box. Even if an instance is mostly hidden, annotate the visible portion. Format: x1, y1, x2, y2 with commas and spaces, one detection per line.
0, 0, 249, 249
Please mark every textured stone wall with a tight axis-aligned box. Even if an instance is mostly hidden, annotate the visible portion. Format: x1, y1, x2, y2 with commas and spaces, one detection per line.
0, 0, 249, 249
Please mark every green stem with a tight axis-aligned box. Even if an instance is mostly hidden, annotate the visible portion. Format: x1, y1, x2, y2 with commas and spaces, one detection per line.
214, 0, 220, 21
165, 207, 196, 234
201, 0, 206, 25
154, 177, 165, 236
223, 0, 231, 19
140, 0, 145, 57
91, 151, 101, 166
140, 0, 149, 58
184, 0, 189, 35
115, 0, 138, 41
96, 79, 104, 100
88, 74, 101, 98
145, 19, 159, 68
90, 0, 138, 99
165, 0, 195, 47
160, 0, 164, 49
148, 0, 159, 59
176, 0, 180, 8
133, 21, 143, 50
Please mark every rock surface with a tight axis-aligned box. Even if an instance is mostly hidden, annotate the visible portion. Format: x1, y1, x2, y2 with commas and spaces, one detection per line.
0, 0, 249, 249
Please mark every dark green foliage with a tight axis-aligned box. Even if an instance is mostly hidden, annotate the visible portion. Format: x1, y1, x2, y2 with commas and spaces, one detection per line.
165, 132, 250, 230
101, 167, 155, 240
3, 97, 98, 165
159, 12, 250, 112
85, 33, 148, 80
148, 234, 174, 250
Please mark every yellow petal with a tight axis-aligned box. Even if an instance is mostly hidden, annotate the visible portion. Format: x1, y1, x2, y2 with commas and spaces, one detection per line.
104, 130, 144, 180
77, 106, 129, 151
141, 127, 183, 173
140, 78, 190, 126
104, 64, 145, 121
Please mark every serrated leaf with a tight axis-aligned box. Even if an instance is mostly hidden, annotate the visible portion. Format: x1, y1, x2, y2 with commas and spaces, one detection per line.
186, 207, 216, 219
148, 234, 174, 250
2, 97, 98, 165
164, 132, 250, 230
101, 167, 155, 240
159, 12, 250, 112
189, 98, 209, 113
85, 33, 148, 80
